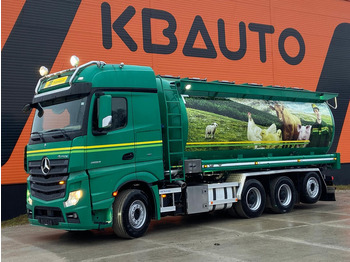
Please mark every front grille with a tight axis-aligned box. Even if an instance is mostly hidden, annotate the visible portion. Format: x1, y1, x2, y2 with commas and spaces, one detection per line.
29, 159, 69, 201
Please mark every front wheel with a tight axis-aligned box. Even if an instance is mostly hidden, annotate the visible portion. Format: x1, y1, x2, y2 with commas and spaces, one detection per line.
233, 179, 266, 218
113, 189, 150, 238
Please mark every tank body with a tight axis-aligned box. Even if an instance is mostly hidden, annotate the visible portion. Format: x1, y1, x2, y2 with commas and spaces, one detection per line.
157, 77, 335, 164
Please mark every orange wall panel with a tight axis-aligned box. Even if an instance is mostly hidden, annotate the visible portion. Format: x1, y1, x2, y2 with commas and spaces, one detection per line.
2, 0, 350, 184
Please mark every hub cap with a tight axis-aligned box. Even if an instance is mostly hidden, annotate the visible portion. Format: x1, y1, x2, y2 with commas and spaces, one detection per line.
278, 184, 292, 207
246, 187, 262, 211
307, 177, 319, 198
128, 200, 146, 229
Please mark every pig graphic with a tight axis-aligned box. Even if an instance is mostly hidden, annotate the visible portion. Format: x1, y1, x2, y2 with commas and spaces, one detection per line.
297, 125, 312, 148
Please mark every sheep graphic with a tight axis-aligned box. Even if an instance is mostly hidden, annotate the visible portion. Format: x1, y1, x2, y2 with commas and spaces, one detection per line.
205, 123, 218, 139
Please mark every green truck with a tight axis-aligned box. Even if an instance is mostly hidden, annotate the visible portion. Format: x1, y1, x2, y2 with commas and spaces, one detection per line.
24, 57, 340, 238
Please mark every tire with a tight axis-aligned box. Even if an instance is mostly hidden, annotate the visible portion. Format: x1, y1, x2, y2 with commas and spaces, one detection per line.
234, 179, 266, 218
300, 172, 322, 204
269, 176, 296, 214
113, 189, 150, 239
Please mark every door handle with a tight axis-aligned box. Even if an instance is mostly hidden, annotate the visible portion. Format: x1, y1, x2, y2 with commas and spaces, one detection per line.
122, 152, 134, 160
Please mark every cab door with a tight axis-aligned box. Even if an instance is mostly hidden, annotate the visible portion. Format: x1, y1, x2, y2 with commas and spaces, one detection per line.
86, 92, 135, 203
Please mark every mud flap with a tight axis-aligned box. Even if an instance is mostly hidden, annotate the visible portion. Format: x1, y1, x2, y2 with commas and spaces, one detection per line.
320, 186, 336, 201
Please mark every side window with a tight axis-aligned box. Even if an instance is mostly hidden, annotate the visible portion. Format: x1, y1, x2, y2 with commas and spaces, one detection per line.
110, 97, 127, 130
93, 97, 127, 132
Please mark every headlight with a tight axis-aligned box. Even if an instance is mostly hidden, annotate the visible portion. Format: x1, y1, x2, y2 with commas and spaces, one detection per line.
27, 189, 32, 205
64, 190, 83, 208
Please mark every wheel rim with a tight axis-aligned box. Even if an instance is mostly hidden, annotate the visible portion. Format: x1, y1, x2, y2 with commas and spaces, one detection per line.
128, 200, 146, 229
246, 187, 262, 211
306, 177, 319, 198
278, 184, 292, 207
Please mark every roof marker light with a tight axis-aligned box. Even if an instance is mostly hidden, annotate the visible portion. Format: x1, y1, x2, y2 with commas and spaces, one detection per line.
39, 66, 49, 76
70, 55, 80, 67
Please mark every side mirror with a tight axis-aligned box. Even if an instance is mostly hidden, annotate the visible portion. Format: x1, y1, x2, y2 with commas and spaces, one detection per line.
98, 95, 112, 129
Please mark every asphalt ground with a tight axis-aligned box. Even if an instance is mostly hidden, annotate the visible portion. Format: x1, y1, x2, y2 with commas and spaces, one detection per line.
2, 191, 350, 262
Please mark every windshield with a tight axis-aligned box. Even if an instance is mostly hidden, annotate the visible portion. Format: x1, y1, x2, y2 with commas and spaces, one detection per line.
32, 96, 87, 133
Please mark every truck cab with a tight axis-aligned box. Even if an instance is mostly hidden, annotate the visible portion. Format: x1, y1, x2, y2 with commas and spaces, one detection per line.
26, 59, 165, 237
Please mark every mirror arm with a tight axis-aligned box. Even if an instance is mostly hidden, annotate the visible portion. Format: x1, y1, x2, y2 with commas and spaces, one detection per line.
22, 103, 44, 117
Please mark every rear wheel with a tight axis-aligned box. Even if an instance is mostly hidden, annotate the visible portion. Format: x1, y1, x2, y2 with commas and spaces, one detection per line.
113, 189, 150, 238
301, 172, 322, 204
234, 179, 266, 218
269, 176, 295, 214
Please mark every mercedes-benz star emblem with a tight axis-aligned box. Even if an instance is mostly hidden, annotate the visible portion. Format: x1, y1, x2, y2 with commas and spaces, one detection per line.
41, 157, 51, 175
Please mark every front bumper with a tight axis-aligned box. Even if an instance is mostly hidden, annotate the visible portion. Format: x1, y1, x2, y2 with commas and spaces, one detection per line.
27, 172, 113, 231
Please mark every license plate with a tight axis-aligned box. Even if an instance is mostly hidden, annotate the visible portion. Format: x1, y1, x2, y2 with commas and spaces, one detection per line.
43, 76, 68, 89
38, 217, 59, 226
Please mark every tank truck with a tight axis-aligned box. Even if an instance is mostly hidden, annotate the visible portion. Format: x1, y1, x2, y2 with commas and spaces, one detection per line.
24, 56, 340, 238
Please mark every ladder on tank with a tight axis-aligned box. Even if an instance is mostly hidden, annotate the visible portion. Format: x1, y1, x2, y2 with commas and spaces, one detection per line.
163, 84, 186, 182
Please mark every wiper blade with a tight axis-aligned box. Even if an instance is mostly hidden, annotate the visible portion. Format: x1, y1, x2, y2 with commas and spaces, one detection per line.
45, 129, 70, 140
31, 132, 46, 142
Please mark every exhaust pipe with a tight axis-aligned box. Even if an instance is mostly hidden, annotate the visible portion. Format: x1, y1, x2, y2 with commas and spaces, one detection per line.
174, 180, 187, 189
